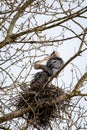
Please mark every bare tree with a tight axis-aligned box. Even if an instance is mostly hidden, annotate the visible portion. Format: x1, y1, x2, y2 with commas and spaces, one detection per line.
0, 0, 87, 130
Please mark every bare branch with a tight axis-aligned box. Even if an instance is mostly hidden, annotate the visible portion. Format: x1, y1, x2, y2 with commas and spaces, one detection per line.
71, 72, 87, 96
7, 0, 35, 35
0, 107, 31, 123
0, 6, 87, 48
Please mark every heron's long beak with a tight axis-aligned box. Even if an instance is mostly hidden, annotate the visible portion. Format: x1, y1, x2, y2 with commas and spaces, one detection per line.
34, 51, 60, 65
34, 55, 50, 69
40, 55, 51, 63
55, 52, 60, 57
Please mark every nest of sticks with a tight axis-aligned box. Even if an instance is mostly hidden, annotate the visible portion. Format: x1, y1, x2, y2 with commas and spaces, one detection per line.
16, 83, 70, 129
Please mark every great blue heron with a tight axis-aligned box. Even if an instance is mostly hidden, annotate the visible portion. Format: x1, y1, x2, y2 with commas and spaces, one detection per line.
34, 51, 64, 75
30, 51, 64, 90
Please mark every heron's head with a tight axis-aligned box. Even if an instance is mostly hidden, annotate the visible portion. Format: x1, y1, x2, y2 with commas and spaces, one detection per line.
34, 51, 60, 69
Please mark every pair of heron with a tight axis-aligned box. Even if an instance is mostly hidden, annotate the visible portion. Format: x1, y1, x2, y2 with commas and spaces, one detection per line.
30, 51, 64, 90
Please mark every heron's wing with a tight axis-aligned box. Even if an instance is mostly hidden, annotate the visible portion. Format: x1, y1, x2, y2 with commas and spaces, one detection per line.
30, 71, 49, 89
30, 72, 42, 85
